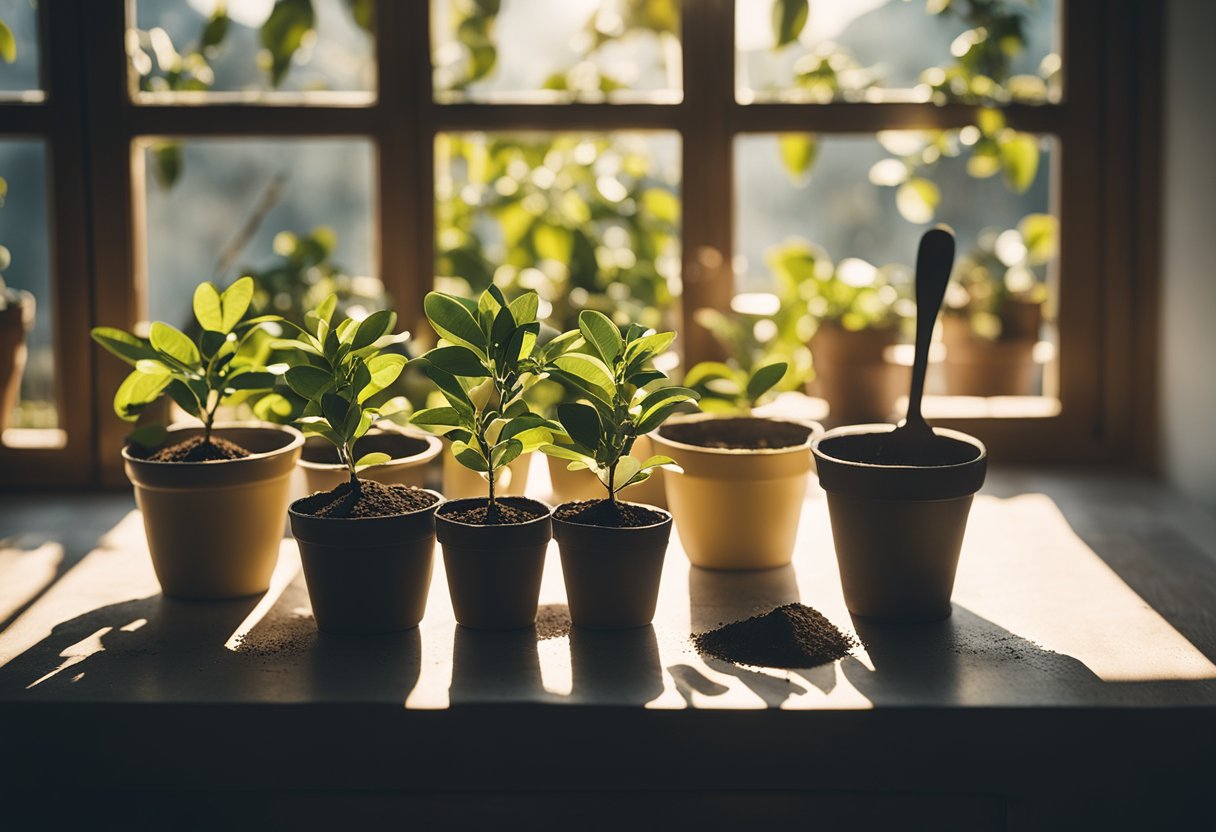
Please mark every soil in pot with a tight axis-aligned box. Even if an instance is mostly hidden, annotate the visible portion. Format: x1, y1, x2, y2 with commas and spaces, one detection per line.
138, 434, 252, 462
295, 479, 441, 518
659, 417, 812, 451
443, 498, 546, 525
554, 499, 666, 528
693, 603, 858, 669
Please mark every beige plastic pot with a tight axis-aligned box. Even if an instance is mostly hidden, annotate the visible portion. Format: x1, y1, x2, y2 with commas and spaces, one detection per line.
546, 434, 667, 508
442, 447, 532, 500
813, 424, 987, 623
0, 291, 34, 433
123, 422, 304, 600
651, 414, 822, 570
299, 429, 441, 494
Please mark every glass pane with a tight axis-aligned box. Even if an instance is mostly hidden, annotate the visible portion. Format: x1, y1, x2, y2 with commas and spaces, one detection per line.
0, 140, 59, 443
432, 0, 682, 103
736, 0, 1061, 104
139, 138, 377, 332
0, 0, 42, 99
129, 0, 375, 103
435, 131, 682, 334
734, 131, 1058, 414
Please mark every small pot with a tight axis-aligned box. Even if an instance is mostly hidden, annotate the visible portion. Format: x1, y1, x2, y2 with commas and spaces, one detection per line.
809, 321, 907, 424
0, 291, 34, 434
651, 414, 822, 570
123, 422, 304, 600
435, 497, 552, 629
289, 488, 443, 634
299, 429, 441, 494
552, 502, 672, 629
549, 434, 667, 509
942, 305, 1041, 397
442, 448, 531, 500
812, 424, 987, 623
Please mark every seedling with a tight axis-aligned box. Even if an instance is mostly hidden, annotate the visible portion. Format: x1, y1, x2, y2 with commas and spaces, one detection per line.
541, 310, 699, 506
91, 276, 282, 445
683, 360, 788, 415
279, 296, 411, 491
410, 286, 556, 514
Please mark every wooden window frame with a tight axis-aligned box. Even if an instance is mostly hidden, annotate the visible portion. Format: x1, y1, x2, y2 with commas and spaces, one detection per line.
0, 0, 1161, 488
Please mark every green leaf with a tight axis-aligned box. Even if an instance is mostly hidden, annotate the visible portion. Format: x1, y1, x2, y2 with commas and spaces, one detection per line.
773, 0, 808, 48
355, 452, 391, 470
411, 406, 466, 430
359, 353, 407, 401
638, 454, 679, 472
552, 353, 615, 400
503, 322, 539, 365
425, 292, 488, 357
419, 364, 474, 413
199, 329, 229, 359
557, 402, 602, 450
0, 20, 16, 64
166, 379, 203, 417
778, 133, 818, 182
284, 365, 332, 399
683, 361, 736, 388
452, 441, 489, 473
508, 292, 539, 325
539, 328, 583, 363
253, 392, 295, 422
608, 456, 642, 492
636, 399, 693, 435
638, 386, 699, 415
114, 369, 171, 420
625, 331, 675, 364
352, 309, 396, 350
423, 345, 489, 377
746, 362, 788, 404
193, 282, 224, 331
896, 177, 940, 224
578, 309, 623, 365
308, 294, 338, 337
321, 392, 351, 435
261, 0, 316, 86
540, 443, 594, 466
135, 359, 171, 377
219, 276, 254, 332
201, 8, 230, 49
1000, 132, 1040, 194
91, 327, 158, 366
226, 370, 277, 391
149, 322, 200, 367
491, 438, 524, 469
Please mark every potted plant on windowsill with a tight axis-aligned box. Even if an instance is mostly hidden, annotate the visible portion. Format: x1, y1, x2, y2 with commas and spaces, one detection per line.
0, 272, 34, 434
283, 300, 443, 634
411, 287, 556, 630
652, 359, 822, 570
91, 277, 303, 599
941, 214, 1054, 396
541, 311, 697, 629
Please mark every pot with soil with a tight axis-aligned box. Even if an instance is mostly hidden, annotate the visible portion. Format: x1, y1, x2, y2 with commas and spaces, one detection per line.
299, 428, 441, 494
812, 424, 986, 623
0, 287, 33, 433
941, 299, 1042, 396
651, 413, 821, 570
809, 321, 906, 424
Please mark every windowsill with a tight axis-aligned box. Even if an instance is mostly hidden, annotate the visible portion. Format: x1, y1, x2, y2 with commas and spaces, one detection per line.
1, 428, 67, 450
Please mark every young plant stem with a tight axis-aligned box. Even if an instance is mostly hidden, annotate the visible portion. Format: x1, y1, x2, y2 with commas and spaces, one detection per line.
344, 442, 360, 493
608, 459, 618, 506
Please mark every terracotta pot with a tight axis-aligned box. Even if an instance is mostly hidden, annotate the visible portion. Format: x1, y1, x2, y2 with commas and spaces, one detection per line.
813, 424, 987, 623
0, 291, 34, 434
941, 303, 1042, 396
289, 488, 442, 634
651, 414, 822, 570
809, 321, 906, 424
123, 422, 304, 600
435, 497, 552, 629
546, 434, 667, 508
442, 447, 531, 500
552, 502, 672, 629
299, 429, 441, 495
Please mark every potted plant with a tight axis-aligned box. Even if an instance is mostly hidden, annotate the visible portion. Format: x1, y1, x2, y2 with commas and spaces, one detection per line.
652, 359, 822, 570
0, 271, 34, 434
541, 311, 697, 628
91, 277, 303, 599
941, 214, 1054, 396
298, 418, 442, 495
282, 299, 443, 634
410, 286, 556, 629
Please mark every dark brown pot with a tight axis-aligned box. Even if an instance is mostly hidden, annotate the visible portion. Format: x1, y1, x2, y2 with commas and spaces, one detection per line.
809, 321, 907, 424
289, 488, 443, 634
941, 303, 1042, 397
435, 497, 552, 630
552, 502, 672, 629
0, 292, 34, 433
812, 424, 987, 624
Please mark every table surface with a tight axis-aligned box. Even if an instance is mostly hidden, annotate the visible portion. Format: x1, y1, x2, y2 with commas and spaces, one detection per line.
3, 460, 1216, 795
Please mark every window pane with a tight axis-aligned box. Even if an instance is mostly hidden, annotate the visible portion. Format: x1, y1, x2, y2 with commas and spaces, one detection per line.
0, 140, 59, 443
0, 0, 42, 99
734, 132, 1057, 413
432, 0, 682, 103
736, 0, 1061, 104
435, 131, 681, 334
129, 0, 375, 103
139, 138, 376, 331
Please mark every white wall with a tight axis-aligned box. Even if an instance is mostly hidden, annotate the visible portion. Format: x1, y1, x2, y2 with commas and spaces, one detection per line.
1160, 1, 1216, 511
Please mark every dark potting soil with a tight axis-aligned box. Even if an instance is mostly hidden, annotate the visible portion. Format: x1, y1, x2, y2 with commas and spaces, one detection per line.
442, 500, 544, 526
554, 499, 666, 528
300, 480, 440, 519
146, 435, 251, 462
535, 604, 572, 641
693, 603, 858, 669
661, 417, 811, 451
818, 432, 981, 467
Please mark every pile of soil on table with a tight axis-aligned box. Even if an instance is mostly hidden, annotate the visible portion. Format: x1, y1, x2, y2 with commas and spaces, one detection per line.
442, 499, 545, 525
299, 480, 439, 519
693, 603, 858, 669
661, 417, 812, 451
535, 604, 572, 641
554, 499, 665, 528
144, 435, 251, 462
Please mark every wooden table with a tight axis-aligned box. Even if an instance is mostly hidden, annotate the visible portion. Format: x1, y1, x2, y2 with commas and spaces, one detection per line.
2, 463, 1214, 829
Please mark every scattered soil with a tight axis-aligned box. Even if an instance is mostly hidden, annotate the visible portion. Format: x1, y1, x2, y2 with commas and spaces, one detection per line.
298, 480, 440, 519
661, 418, 812, 451
145, 435, 251, 462
441, 500, 544, 526
692, 603, 858, 669
555, 499, 666, 528
535, 604, 572, 640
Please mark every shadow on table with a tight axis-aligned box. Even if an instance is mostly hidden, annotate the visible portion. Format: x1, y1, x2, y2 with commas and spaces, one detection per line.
448, 624, 553, 705
568, 624, 663, 706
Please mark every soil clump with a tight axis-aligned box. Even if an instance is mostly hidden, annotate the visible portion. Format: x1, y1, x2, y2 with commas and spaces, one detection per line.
693, 603, 858, 669
146, 435, 251, 462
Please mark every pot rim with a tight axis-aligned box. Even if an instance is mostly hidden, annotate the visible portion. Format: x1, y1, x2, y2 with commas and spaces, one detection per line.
551, 500, 672, 531
435, 495, 552, 528
653, 412, 824, 457
122, 420, 304, 466
811, 423, 987, 471
289, 486, 444, 524
298, 428, 442, 472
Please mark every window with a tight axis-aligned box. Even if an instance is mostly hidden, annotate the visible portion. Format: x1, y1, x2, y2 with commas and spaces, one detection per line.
0, 0, 1162, 486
